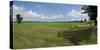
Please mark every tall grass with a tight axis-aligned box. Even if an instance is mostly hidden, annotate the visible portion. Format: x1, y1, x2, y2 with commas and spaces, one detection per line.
57, 26, 97, 45
13, 22, 97, 49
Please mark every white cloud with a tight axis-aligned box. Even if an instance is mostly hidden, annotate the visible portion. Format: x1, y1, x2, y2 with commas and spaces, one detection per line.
65, 9, 89, 21
12, 5, 89, 21
13, 5, 41, 18
12, 5, 65, 21
48, 14, 63, 19
67, 9, 88, 18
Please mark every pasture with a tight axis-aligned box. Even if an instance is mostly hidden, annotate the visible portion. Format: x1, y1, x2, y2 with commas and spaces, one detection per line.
13, 22, 97, 49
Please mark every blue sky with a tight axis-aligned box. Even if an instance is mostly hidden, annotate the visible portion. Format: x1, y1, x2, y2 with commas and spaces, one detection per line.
12, 1, 89, 22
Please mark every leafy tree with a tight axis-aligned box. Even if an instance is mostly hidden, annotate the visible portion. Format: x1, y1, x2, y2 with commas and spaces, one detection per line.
81, 5, 97, 26
16, 14, 23, 24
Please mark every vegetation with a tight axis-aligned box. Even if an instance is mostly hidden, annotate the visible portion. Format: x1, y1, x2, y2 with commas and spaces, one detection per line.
82, 5, 97, 26
57, 26, 97, 45
16, 14, 23, 24
13, 22, 97, 49
13, 6, 97, 48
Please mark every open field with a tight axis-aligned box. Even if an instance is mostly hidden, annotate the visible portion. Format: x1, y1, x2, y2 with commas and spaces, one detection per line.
13, 22, 97, 49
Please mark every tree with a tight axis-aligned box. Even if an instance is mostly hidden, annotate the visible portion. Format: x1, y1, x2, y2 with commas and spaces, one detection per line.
84, 19, 87, 22
81, 5, 97, 26
16, 14, 23, 24
80, 20, 83, 23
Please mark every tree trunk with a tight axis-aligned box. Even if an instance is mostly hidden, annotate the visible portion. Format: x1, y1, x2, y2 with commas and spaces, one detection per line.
94, 19, 97, 26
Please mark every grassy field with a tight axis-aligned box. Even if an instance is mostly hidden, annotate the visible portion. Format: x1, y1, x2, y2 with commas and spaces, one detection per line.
13, 22, 97, 49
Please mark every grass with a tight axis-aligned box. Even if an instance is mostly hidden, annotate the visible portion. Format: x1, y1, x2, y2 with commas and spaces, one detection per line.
12, 22, 97, 49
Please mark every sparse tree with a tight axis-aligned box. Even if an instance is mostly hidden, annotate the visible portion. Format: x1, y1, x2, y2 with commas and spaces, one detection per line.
80, 20, 83, 23
16, 14, 23, 24
84, 19, 87, 22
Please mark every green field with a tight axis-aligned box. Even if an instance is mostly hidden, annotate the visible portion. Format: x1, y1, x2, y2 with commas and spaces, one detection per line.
13, 22, 97, 49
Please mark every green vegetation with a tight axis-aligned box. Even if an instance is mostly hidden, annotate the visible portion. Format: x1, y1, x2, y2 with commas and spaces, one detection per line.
13, 22, 97, 49
16, 14, 23, 24
82, 5, 97, 25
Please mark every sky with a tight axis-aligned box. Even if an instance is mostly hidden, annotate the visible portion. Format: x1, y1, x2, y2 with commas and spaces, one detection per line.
11, 1, 89, 22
